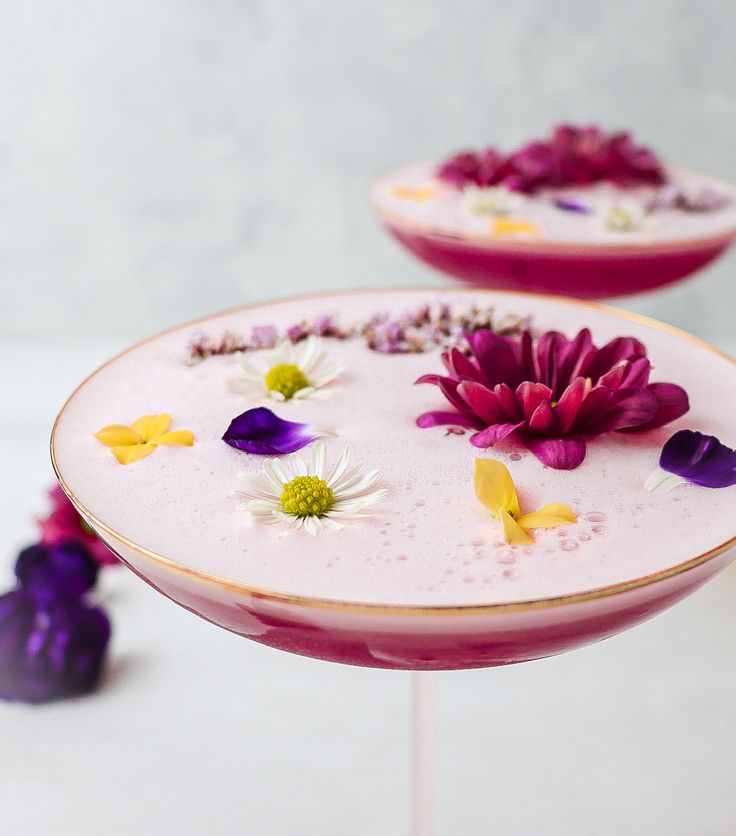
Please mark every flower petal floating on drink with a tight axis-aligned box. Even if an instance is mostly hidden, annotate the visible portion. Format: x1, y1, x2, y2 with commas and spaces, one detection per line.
474, 458, 576, 545
222, 407, 332, 456
416, 327, 689, 470
235, 442, 387, 534
645, 430, 736, 493
228, 335, 344, 402
94, 414, 195, 465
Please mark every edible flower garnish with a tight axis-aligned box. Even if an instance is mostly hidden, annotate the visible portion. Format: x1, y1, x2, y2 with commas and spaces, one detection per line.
491, 218, 542, 238
553, 196, 593, 214
94, 414, 194, 465
474, 458, 576, 545
392, 185, 436, 202
222, 407, 332, 456
438, 124, 665, 193
228, 335, 343, 402
416, 327, 689, 470
464, 185, 524, 216
603, 199, 646, 232
235, 442, 387, 534
645, 430, 736, 492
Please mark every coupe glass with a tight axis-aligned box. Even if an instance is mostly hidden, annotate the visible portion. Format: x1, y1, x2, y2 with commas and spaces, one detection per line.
51, 289, 736, 835
370, 162, 736, 299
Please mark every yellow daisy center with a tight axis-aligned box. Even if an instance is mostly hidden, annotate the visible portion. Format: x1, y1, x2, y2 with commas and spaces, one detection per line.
280, 475, 334, 518
265, 363, 310, 399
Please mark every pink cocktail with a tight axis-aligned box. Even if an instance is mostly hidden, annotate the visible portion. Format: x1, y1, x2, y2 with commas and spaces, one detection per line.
51, 289, 736, 670
370, 164, 736, 299
51, 289, 736, 835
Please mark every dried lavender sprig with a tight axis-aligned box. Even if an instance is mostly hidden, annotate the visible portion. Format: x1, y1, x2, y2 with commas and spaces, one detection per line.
186, 302, 528, 363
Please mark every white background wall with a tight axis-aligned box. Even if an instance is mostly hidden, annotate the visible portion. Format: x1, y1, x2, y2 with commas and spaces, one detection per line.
1, 0, 735, 343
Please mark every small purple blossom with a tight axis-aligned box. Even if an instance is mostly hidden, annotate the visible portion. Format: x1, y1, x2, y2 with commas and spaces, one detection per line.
649, 184, 731, 214
249, 324, 279, 349
645, 430, 736, 492
187, 303, 527, 362
0, 589, 110, 704
222, 407, 326, 455
553, 196, 593, 214
15, 542, 99, 607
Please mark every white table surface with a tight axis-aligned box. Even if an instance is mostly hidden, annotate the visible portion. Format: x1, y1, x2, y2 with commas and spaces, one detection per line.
1, 337, 736, 836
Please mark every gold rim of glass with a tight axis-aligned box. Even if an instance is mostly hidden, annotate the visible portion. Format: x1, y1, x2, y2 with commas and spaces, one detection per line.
50, 287, 736, 618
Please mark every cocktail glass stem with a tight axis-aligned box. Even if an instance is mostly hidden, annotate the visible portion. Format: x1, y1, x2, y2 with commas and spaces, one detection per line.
411, 671, 437, 836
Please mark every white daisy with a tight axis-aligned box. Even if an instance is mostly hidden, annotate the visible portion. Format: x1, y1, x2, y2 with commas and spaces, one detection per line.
235, 442, 388, 534
464, 185, 525, 217
228, 335, 343, 402
601, 198, 648, 232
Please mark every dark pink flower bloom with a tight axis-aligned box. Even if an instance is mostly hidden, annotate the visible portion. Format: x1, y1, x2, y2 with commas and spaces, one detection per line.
39, 486, 118, 568
437, 124, 666, 193
416, 328, 689, 470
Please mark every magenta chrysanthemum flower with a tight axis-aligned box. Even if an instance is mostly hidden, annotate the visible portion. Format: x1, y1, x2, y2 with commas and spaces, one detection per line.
38, 485, 118, 567
416, 328, 689, 470
437, 124, 666, 193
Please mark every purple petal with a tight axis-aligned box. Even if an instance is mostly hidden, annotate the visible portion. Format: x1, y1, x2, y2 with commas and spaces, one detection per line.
222, 407, 321, 455
635, 383, 690, 431
525, 436, 587, 470
417, 411, 484, 430
442, 348, 482, 382
659, 430, 736, 488
586, 336, 647, 383
553, 196, 593, 214
465, 331, 521, 389
470, 422, 525, 448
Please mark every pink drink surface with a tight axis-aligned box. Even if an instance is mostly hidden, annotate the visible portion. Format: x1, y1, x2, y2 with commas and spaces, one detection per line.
53, 290, 736, 607
371, 163, 736, 249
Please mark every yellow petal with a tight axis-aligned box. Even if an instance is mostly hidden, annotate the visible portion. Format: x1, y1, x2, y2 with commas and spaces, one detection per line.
111, 443, 157, 465
499, 509, 534, 545
517, 502, 577, 530
492, 218, 542, 238
152, 430, 195, 447
131, 414, 171, 442
391, 185, 436, 202
474, 458, 520, 517
94, 425, 143, 448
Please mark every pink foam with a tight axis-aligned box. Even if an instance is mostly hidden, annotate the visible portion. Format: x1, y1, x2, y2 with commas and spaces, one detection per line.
52, 289, 736, 607
371, 163, 736, 249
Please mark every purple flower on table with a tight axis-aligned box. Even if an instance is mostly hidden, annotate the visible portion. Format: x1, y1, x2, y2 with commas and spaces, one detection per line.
645, 430, 736, 492
0, 589, 110, 704
416, 327, 689, 470
222, 407, 330, 456
15, 542, 99, 607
